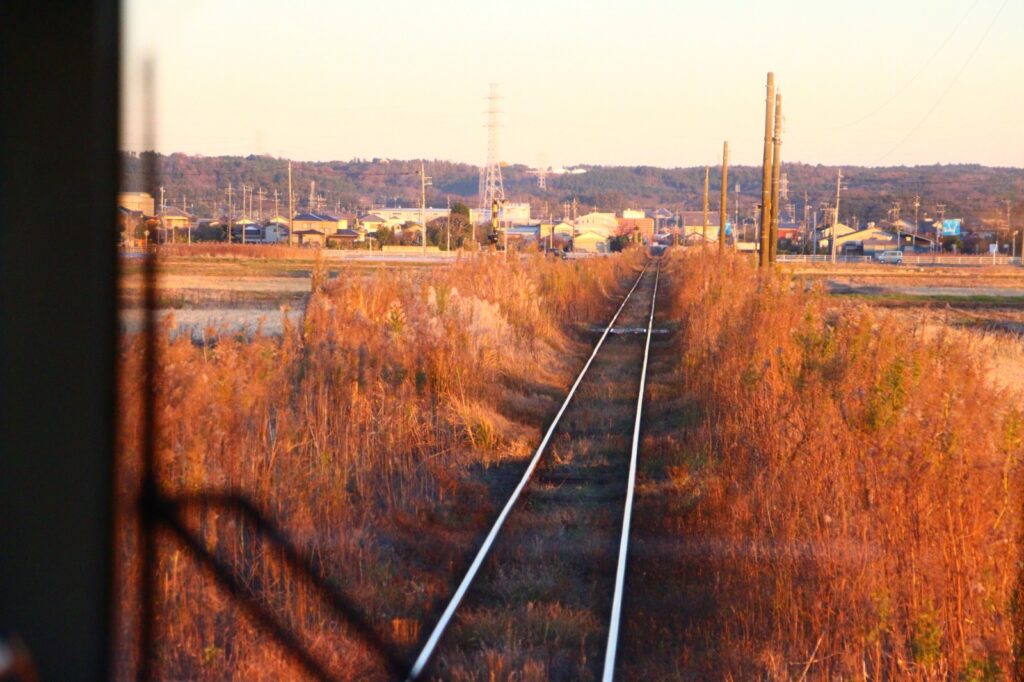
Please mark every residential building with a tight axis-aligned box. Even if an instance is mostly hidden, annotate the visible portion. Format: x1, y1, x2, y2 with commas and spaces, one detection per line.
373, 207, 449, 227
292, 212, 342, 235
617, 216, 655, 243
574, 211, 618, 236
118, 191, 154, 215
573, 230, 609, 253
159, 206, 193, 232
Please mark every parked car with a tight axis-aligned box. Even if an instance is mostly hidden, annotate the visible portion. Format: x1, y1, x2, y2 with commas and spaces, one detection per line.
875, 250, 903, 264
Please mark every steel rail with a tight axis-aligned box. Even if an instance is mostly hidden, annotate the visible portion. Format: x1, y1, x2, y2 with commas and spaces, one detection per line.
406, 261, 652, 680
601, 261, 660, 681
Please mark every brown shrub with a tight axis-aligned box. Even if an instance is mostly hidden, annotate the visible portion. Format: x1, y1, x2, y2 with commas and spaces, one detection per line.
113, 251, 640, 679
663, 251, 1023, 679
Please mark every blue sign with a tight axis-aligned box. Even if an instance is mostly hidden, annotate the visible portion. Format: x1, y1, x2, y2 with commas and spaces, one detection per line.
725, 222, 733, 236
942, 219, 962, 236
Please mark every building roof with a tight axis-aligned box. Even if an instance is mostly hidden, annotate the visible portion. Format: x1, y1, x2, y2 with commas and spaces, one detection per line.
160, 207, 193, 218
359, 213, 386, 222
293, 212, 338, 222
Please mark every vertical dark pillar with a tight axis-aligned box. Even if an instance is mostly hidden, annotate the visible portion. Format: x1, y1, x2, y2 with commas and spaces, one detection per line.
0, 1, 119, 679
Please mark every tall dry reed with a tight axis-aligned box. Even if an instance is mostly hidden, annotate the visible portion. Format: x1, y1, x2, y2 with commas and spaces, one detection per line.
114, 252, 639, 679
663, 251, 1022, 679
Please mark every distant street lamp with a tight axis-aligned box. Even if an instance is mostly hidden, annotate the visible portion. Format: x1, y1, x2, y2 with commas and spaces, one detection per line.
1013, 230, 1019, 261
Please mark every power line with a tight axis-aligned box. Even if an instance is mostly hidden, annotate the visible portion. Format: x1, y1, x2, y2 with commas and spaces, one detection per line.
873, 0, 1009, 165
838, 0, 983, 129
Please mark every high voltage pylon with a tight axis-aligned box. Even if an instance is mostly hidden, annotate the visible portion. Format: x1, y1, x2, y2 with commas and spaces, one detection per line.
478, 83, 506, 214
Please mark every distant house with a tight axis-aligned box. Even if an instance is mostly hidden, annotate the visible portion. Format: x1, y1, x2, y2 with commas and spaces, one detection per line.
551, 221, 575, 236
819, 225, 932, 253
118, 191, 154, 215
293, 228, 325, 247
326, 228, 360, 249
574, 212, 619, 237
617, 216, 655, 243
159, 206, 193, 232
504, 226, 541, 249
678, 210, 723, 240
815, 222, 857, 249
262, 223, 289, 243
649, 208, 674, 230
292, 213, 341, 235
777, 221, 802, 242
572, 230, 609, 253
359, 213, 386, 233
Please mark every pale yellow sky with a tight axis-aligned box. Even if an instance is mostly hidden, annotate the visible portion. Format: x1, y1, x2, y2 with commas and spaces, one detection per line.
123, 0, 1023, 167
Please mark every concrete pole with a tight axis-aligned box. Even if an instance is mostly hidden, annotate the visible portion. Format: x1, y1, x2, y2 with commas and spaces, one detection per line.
719, 141, 729, 255
830, 169, 843, 263
769, 92, 783, 263
702, 166, 709, 251
759, 72, 775, 267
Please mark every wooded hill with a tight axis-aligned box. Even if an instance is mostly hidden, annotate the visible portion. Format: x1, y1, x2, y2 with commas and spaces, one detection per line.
122, 152, 1024, 228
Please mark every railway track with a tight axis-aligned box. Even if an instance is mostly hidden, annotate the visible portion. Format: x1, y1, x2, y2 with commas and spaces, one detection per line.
407, 259, 663, 680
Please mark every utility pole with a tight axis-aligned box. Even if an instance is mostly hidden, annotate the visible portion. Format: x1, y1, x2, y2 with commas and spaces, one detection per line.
183, 193, 191, 244
241, 184, 248, 244
802, 191, 810, 251
287, 161, 294, 247
273, 189, 280, 220
734, 183, 741, 241
719, 141, 729, 255
769, 91, 782, 264
913, 193, 921, 233
892, 201, 901, 250
759, 72, 775, 268
257, 187, 265, 222
226, 182, 234, 244
702, 166, 709, 250
420, 161, 431, 255
830, 169, 843, 263
936, 204, 946, 253
446, 195, 451, 252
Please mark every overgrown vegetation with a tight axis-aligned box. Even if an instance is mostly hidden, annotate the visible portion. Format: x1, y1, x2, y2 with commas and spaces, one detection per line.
653, 251, 1023, 678
114, 252, 639, 679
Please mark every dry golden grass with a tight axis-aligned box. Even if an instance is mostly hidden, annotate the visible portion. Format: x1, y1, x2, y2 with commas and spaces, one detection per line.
656, 250, 1023, 679
114, 251, 641, 680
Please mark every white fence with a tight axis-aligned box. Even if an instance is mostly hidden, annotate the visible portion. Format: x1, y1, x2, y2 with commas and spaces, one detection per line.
776, 254, 1022, 266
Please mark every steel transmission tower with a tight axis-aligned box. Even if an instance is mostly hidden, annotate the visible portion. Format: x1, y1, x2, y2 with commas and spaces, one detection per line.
479, 83, 506, 214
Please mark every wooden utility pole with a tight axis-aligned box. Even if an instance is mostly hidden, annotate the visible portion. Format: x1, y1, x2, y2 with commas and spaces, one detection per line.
719, 141, 729, 255
702, 166, 709, 250
759, 72, 775, 267
287, 161, 294, 246
830, 169, 843, 263
769, 91, 783, 263
446, 194, 451, 252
